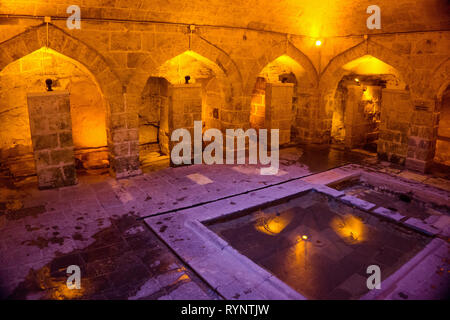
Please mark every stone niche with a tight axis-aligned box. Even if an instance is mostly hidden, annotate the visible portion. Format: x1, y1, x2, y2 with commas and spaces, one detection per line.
167, 83, 202, 163
265, 83, 294, 145
27, 91, 77, 189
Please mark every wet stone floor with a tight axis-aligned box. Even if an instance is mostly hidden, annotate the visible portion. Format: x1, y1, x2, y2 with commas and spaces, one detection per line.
0, 145, 448, 299
1, 210, 219, 300
208, 191, 431, 300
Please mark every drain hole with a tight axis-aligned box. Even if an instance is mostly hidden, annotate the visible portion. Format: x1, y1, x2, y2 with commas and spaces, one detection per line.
399, 194, 412, 203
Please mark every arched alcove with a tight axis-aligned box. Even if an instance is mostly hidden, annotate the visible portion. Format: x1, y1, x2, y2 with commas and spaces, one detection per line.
0, 47, 108, 183
329, 55, 408, 159
137, 51, 229, 171
319, 41, 415, 164
250, 55, 308, 145
0, 24, 139, 181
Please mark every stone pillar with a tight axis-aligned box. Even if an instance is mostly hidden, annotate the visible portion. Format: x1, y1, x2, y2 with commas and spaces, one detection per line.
343, 85, 364, 148
168, 84, 202, 164
265, 83, 294, 145
109, 94, 141, 179
405, 99, 439, 172
378, 89, 412, 165
27, 91, 77, 189
294, 92, 315, 143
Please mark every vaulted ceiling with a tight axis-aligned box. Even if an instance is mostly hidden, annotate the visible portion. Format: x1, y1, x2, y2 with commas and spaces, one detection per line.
1, 0, 449, 37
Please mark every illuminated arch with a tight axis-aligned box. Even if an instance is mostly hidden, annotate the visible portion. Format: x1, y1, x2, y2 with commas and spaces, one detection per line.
126, 34, 243, 101
319, 40, 414, 96
246, 40, 318, 96
0, 24, 123, 109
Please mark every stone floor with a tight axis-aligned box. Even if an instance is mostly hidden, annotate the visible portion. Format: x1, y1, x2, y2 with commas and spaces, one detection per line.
0, 145, 448, 299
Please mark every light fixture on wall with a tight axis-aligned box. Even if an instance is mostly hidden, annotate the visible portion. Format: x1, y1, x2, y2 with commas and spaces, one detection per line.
45, 79, 53, 91
315, 40, 322, 47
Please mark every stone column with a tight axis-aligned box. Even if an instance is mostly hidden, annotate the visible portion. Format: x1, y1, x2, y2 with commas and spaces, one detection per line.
405, 99, 439, 172
294, 92, 316, 143
265, 83, 294, 145
168, 84, 202, 164
343, 85, 364, 148
27, 91, 77, 189
109, 94, 141, 179
378, 89, 412, 165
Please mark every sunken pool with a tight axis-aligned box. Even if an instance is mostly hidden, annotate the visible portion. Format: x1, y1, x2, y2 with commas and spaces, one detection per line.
206, 190, 430, 300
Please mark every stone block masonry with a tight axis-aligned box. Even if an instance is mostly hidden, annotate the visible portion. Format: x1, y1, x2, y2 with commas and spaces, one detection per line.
265, 83, 294, 145
168, 84, 202, 164
378, 89, 413, 165
27, 91, 77, 189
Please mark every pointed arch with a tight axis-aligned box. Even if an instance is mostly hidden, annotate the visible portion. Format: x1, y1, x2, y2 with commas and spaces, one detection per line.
0, 23, 124, 109
0, 24, 140, 178
126, 34, 243, 100
246, 40, 319, 96
319, 40, 414, 96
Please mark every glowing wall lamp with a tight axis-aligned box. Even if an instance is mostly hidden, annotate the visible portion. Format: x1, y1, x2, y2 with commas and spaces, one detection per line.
297, 234, 310, 242
315, 40, 322, 47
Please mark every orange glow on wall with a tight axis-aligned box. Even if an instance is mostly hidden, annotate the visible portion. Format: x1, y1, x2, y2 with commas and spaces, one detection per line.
0, 47, 107, 159
342, 55, 398, 75
155, 51, 219, 85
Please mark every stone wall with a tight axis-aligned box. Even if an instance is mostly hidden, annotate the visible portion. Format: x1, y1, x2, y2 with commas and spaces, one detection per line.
378, 89, 412, 165
168, 84, 202, 163
435, 87, 450, 165
0, 3, 447, 174
0, 49, 108, 171
265, 83, 294, 145
250, 77, 266, 130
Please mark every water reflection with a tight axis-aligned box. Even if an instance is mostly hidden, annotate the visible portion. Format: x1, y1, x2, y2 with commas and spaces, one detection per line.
254, 210, 294, 236
330, 214, 365, 244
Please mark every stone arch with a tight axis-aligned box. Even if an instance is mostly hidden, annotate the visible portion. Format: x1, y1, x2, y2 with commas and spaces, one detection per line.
245, 41, 319, 143
127, 34, 243, 102
0, 23, 123, 108
0, 24, 137, 178
126, 34, 244, 135
318, 40, 417, 164
319, 40, 414, 96
246, 40, 319, 96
